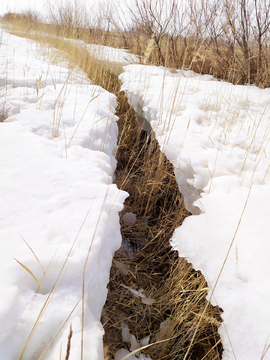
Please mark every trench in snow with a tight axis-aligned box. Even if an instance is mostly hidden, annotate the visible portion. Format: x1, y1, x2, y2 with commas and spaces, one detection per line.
100, 71, 223, 360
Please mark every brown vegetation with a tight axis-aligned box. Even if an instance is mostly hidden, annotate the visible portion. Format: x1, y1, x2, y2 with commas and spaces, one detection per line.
3, 0, 270, 87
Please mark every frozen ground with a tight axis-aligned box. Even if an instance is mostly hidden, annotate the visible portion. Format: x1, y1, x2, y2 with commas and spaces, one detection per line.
120, 65, 270, 360
0, 28, 128, 359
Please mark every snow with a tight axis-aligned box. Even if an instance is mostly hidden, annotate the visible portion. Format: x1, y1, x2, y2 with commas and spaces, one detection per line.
0, 29, 128, 359
120, 65, 270, 360
115, 349, 152, 360
115, 323, 152, 360
122, 212, 137, 226
85, 43, 139, 65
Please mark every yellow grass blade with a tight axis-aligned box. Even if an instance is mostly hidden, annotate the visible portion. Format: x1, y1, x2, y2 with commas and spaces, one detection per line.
119, 337, 172, 360
20, 235, 45, 275
14, 258, 40, 287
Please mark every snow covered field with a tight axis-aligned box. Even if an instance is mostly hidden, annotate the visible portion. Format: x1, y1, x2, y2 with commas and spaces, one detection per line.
1, 22, 270, 360
120, 65, 270, 360
0, 29, 128, 359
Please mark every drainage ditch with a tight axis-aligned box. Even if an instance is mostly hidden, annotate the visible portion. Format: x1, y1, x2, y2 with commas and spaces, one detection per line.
82, 65, 223, 359
99, 71, 223, 360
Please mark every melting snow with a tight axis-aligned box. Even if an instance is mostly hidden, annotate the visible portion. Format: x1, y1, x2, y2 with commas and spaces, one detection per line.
0, 29, 127, 359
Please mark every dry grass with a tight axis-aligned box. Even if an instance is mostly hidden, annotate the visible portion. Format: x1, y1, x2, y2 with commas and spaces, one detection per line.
102, 86, 223, 359
1, 13, 133, 53
3, 0, 270, 89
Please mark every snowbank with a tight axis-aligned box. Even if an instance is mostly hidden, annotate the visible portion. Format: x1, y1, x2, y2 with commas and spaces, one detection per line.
120, 65, 270, 360
86, 43, 139, 65
0, 30, 127, 359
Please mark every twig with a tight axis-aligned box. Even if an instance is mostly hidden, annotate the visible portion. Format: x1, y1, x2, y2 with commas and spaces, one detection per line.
65, 325, 73, 360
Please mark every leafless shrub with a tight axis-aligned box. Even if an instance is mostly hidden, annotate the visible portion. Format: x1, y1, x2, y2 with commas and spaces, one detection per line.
121, 0, 270, 86
124, 0, 180, 65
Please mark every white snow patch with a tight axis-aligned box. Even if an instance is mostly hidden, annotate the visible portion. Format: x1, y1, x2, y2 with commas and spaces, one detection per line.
121, 285, 155, 305
86, 43, 139, 65
123, 212, 137, 226
0, 29, 128, 360
117, 323, 152, 360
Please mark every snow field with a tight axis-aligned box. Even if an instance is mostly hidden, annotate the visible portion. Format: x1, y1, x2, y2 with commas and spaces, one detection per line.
0, 29, 128, 359
120, 65, 270, 360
